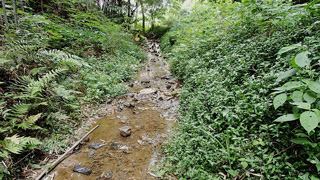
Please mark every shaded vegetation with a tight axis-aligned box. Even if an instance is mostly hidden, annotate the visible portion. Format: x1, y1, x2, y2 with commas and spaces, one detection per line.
161, 0, 320, 179
0, 0, 145, 178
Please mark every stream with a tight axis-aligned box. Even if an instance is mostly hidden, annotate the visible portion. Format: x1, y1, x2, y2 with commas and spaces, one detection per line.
46, 40, 179, 180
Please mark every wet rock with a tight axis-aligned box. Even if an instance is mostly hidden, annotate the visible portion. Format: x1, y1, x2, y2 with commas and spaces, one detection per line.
161, 75, 172, 80
119, 119, 128, 124
88, 151, 95, 157
73, 165, 92, 175
119, 126, 131, 137
110, 142, 123, 150
140, 88, 157, 95
141, 80, 150, 84
89, 142, 105, 150
124, 102, 135, 108
101, 171, 113, 179
82, 137, 90, 142
117, 106, 124, 112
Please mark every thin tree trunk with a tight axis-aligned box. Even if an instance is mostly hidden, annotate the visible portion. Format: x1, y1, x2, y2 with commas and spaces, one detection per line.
127, 0, 130, 17
1, 0, 9, 31
138, 0, 145, 35
0, 11, 3, 27
19, 0, 24, 11
13, 0, 18, 28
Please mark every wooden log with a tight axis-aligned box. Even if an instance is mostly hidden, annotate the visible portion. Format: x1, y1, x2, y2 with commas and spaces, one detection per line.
35, 125, 99, 180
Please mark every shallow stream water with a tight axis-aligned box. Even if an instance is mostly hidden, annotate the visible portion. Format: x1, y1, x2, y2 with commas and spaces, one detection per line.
47, 40, 179, 180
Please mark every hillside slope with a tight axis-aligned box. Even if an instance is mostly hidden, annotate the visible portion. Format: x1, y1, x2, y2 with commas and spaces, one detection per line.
161, 1, 320, 179
0, 0, 145, 178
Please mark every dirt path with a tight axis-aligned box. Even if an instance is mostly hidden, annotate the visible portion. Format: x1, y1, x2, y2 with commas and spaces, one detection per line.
46, 40, 179, 180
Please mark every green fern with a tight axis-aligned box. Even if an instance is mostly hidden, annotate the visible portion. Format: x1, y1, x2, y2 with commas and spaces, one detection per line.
39, 49, 90, 68
16, 68, 67, 96
17, 113, 42, 130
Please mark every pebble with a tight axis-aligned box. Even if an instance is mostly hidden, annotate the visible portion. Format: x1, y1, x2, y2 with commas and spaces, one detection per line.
88, 151, 95, 157
89, 142, 105, 150
119, 126, 132, 137
73, 165, 92, 175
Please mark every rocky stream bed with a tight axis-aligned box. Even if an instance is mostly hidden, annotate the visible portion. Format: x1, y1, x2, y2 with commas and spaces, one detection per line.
43, 40, 180, 180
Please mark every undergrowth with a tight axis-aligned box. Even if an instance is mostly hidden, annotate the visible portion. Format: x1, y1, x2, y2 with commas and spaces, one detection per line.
161, 0, 320, 179
0, 0, 145, 178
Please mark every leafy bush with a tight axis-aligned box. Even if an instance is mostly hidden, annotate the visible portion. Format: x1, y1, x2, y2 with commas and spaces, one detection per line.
146, 25, 171, 38
161, 0, 320, 179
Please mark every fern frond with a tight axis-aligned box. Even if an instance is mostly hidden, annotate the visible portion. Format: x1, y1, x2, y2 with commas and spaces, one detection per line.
17, 113, 42, 130
39, 49, 90, 67
15, 68, 66, 96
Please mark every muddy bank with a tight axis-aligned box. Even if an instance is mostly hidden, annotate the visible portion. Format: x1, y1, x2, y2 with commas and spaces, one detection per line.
44, 40, 180, 180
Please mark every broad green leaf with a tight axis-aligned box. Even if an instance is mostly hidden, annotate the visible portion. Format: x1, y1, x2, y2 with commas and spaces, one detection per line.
300, 111, 319, 133
291, 91, 303, 102
227, 169, 239, 177
290, 138, 312, 145
295, 51, 311, 67
278, 43, 301, 55
309, 81, 320, 93
241, 162, 248, 169
274, 114, 299, 122
290, 56, 299, 68
276, 68, 298, 82
304, 91, 317, 104
273, 93, 287, 109
291, 102, 311, 110
274, 81, 304, 91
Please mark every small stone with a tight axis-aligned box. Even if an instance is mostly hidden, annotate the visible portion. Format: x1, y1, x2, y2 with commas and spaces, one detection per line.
167, 80, 175, 84
166, 84, 171, 89
82, 137, 90, 142
140, 88, 157, 95
73, 165, 92, 175
110, 142, 122, 150
120, 119, 127, 124
158, 96, 164, 101
133, 111, 139, 114
124, 102, 135, 108
88, 151, 95, 157
119, 126, 131, 137
141, 80, 150, 84
89, 142, 105, 150
102, 171, 113, 179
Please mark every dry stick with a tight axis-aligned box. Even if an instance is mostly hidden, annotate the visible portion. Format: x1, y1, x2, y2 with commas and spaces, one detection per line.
35, 125, 99, 180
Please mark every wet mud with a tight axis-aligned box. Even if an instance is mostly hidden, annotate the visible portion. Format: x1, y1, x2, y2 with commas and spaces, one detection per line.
48, 40, 180, 180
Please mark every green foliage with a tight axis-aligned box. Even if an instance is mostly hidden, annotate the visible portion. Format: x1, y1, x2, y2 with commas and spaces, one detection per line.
161, 0, 320, 179
0, 0, 146, 178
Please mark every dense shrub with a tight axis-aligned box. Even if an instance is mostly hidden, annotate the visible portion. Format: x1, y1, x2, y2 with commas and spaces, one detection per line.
161, 1, 320, 179
146, 25, 171, 39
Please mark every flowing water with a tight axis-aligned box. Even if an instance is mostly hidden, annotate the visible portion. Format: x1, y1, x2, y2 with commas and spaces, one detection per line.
47, 40, 179, 180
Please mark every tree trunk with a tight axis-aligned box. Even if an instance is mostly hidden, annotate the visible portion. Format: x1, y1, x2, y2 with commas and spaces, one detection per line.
13, 0, 18, 28
1, 0, 9, 31
127, 0, 130, 17
138, 0, 145, 35
19, 0, 24, 11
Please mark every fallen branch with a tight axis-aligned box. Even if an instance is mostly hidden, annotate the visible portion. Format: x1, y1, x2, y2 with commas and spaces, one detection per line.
35, 125, 99, 180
